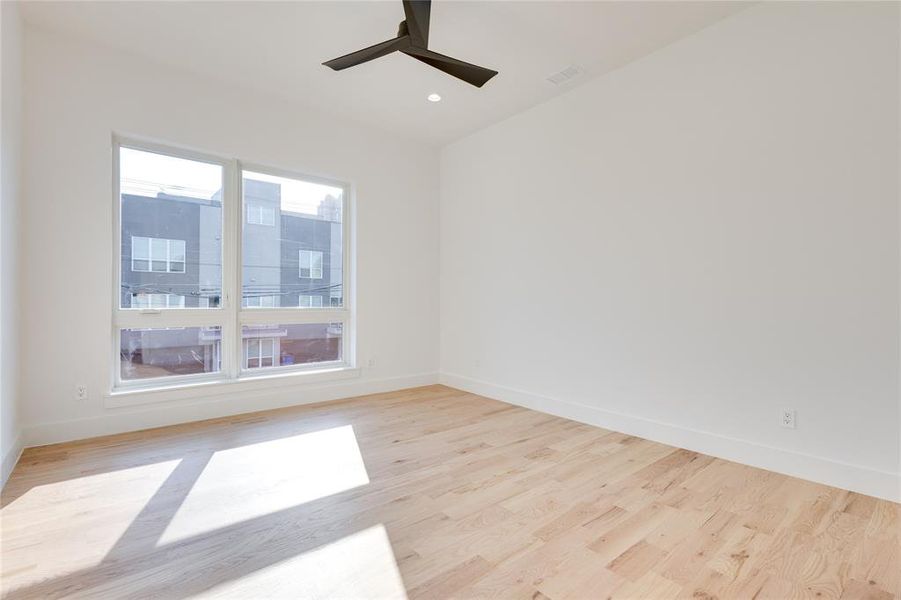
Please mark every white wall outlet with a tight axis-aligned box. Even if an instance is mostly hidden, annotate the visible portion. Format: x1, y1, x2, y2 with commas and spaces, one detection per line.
781, 408, 796, 429
75, 384, 88, 402
367, 357, 377, 368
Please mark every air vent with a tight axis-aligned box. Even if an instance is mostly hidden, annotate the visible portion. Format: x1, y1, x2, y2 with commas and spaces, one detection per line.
546, 65, 582, 85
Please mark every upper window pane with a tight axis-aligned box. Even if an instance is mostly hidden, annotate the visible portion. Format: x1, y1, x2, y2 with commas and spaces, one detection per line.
242, 170, 343, 309
120, 147, 223, 309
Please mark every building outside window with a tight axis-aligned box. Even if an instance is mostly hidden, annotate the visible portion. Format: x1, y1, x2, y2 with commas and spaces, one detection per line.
115, 142, 349, 389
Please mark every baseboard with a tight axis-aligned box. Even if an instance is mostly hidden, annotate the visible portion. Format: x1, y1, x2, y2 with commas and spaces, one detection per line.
440, 372, 900, 503
1, 433, 24, 490
23, 372, 440, 448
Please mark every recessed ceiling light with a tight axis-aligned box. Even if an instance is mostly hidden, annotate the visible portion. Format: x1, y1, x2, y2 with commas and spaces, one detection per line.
427, 93, 442, 102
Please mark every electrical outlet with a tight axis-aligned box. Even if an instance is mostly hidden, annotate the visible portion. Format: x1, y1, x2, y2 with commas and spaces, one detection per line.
367, 357, 377, 368
781, 408, 796, 429
75, 384, 88, 402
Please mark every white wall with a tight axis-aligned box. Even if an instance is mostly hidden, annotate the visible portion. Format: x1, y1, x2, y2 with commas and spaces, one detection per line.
440, 2, 900, 501
1, 1, 24, 487
19, 27, 439, 446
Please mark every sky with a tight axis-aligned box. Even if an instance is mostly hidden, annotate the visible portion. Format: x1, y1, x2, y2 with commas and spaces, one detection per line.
120, 147, 343, 217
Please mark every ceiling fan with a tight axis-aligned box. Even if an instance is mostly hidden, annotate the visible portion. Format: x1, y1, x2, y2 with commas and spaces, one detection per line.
322, 0, 498, 88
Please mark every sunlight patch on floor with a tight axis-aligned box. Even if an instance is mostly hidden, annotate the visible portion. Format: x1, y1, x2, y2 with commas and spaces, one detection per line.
194, 524, 407, 599
0, 459, 181, 579
159, 425, 370, 544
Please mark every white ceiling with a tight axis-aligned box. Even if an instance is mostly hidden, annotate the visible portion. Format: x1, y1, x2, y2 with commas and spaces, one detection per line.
20, 1, 751, 146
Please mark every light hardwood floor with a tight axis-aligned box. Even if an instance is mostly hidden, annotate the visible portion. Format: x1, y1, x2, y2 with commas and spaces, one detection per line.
1, 385, 898, 599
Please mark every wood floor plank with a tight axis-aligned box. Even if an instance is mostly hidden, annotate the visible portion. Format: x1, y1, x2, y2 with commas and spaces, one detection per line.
1, 384, 898, 599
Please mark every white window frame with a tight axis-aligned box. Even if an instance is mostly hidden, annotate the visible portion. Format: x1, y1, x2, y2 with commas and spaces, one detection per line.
299, 249, 324, 279
298, 294, 323, 308
112, 136, 355, 394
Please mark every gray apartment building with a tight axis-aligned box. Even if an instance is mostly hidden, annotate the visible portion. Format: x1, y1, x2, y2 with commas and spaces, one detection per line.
119, 179, 343, 380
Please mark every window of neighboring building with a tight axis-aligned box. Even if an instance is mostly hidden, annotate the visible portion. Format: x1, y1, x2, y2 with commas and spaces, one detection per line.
246, 203, 276, 226
114, 141, 352, 391
299, 250, 324, 279
299, 294, 323, 308
245, 337, 277, 369
244, 295, 278, 308
131, 293, 186, 309
131, 236, 186, 273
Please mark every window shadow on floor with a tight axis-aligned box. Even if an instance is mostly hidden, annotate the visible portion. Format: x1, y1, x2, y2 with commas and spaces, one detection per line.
0, 398, 420, 599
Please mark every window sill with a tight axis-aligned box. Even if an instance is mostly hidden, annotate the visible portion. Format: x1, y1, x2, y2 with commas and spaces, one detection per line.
105, 366, 361, 409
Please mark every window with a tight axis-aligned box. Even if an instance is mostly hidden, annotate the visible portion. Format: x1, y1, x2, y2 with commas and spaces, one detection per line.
299, 295, 323, 308
114, 141, 352, 390
299, 250, 324, 279
242, 323, 342, 370
240, 168, 346, 376
119, 147, 221, 311
243, 170, 341, 304
132, 293, 186, 309
120, 327, 221, 381
243, 295, 278, 308
246, 203, 276, 226
245, 337, 277, 369
131, 237, 186, 273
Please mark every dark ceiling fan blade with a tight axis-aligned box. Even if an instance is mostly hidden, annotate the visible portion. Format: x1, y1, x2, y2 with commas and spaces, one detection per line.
402, 0, 431, 47
323, 35, 411, 71
402, 46, 498, 87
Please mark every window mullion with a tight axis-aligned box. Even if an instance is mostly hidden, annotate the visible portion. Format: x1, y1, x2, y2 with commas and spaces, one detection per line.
224, 158, 242, 381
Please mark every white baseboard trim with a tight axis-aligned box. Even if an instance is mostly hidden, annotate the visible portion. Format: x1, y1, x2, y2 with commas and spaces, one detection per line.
440, 372, 900, 503
23, 372, 440, 448
2, 433, 24, 490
